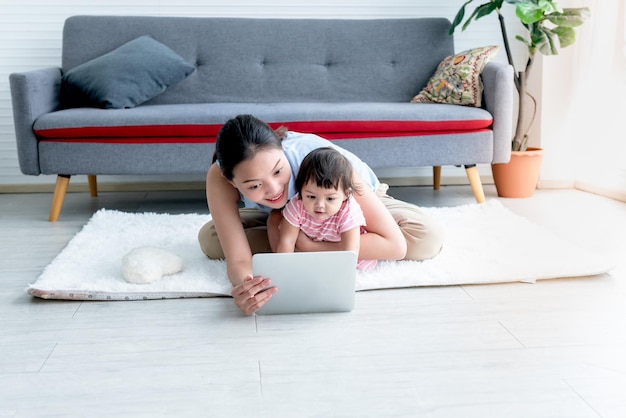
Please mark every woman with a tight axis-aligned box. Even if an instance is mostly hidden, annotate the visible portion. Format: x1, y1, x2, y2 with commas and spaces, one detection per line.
198, 114, 444, 315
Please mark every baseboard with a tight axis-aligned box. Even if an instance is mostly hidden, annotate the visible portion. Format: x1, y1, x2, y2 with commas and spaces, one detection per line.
0, 181, 207, 194
574, 181, 626, 203
0, 175, 496, 194
537, 179, 576, 189
381, 175, 493, 187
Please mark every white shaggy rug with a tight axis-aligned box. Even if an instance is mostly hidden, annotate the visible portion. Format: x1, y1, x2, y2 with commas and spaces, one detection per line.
29, 200, 612, 301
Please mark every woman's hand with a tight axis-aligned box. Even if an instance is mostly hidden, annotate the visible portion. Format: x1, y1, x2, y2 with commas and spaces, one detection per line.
231, 275, 277, 315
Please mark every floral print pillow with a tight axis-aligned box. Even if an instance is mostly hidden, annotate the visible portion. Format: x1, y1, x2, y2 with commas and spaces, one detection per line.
411, 45, 499, 107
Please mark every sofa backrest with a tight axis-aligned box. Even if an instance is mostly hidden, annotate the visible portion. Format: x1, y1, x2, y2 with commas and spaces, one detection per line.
62, 16, 453, 105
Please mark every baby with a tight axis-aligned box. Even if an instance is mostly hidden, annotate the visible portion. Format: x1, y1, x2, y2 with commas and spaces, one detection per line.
277, 147, 376, 271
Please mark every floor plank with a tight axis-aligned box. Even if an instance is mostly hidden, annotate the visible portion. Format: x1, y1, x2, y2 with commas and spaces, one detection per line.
1, 185, 624, 418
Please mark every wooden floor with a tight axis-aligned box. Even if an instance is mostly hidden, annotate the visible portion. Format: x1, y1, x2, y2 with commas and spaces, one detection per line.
1, 184, 625, 418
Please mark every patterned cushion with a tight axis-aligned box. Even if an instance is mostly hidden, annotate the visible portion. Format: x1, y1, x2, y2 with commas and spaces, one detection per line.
411, 45, 499, 107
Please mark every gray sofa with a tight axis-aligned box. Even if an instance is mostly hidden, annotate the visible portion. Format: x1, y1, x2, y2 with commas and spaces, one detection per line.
9, 15, 513, 221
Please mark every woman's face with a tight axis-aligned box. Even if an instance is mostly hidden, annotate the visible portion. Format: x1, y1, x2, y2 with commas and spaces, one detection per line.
230, 148, 291, 209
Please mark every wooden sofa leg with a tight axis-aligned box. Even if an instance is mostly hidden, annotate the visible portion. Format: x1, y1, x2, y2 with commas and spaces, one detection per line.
49, 175, 71, 222
433, 166, 441, 190
88, 175, 98, 197
464, 165, 485, 203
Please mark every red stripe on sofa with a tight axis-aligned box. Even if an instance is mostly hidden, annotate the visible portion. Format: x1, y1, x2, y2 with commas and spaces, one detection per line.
38, 129, 491, 145
269, 120, 492, 134
317, 129, 491, 139
34, 119, 492, 139
39, 137, 217, 144
34, 124, 220, 139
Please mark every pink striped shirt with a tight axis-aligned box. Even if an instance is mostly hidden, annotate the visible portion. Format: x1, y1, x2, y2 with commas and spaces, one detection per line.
282, 195, 377, 271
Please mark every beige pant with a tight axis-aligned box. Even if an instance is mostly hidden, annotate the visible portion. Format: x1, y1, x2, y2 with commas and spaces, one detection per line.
198, 184, 444, 261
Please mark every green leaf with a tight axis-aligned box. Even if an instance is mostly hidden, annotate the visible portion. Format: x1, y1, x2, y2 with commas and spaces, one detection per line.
516, 2, 545, 24
515, 34, 535, 57
461, 4, 488, 31
538, 0, 560, 14
515, 34, 531, 48
533, 26, 559, 55
553, 25, 576, 48
449, 0, 472, 34
547, 7, 590, 27
450, 0, 505, 33
475, 1, 499, 19
485, 0, 505, 8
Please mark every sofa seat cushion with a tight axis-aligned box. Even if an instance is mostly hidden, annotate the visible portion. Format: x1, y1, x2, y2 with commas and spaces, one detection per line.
34, 102, 493, 143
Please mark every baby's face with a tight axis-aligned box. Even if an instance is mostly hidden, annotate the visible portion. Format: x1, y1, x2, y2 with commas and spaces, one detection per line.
300, 180, 348, 221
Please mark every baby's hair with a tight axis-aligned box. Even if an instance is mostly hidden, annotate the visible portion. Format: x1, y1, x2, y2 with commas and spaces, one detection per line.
295, 147, 359, 195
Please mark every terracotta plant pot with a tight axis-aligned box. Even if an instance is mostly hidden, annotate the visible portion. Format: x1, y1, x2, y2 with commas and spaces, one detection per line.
491, 147, 544, 198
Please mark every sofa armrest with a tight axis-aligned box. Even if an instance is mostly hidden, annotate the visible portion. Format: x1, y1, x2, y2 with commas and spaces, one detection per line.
9, 67, 63, 175
481, 61, 514, 164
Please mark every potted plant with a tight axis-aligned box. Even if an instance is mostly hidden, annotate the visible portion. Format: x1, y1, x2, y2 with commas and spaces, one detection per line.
450, 0, 590, 197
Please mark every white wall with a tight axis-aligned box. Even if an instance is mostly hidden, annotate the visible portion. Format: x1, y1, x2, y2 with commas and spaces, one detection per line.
538, 0, 626, 199
537, 0, 586, 189
0, 0, 519, 190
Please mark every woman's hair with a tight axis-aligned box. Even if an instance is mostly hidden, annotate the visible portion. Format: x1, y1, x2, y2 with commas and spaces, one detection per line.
213, 114, 288, 180
295, 147, 358, 195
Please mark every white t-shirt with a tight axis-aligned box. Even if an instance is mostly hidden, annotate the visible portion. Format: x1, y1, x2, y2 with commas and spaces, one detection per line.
242, 131, 380, 213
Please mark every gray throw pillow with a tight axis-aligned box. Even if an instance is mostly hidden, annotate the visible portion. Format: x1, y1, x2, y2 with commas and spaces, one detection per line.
61, 35, 196, 109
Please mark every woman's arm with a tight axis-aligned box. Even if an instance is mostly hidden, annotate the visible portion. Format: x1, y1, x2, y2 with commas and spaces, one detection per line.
351, 173, 406, 260
206, 164, 276, 314
206, 163, 253, 284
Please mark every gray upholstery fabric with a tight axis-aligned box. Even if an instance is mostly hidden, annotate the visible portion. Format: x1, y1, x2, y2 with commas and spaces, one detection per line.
482, 62, 514, 164
37, 132, 493, 175
9, 67, 62, 175
338, 132, 494, 169
34, 102, 493, 133
62, 16, 453, 104
61, 35, 196, 109
9, 15, 515, 181
39, 142, 214, 175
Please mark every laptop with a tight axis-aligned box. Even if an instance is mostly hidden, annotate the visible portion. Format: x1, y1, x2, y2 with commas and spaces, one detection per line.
252, 251, 358, 315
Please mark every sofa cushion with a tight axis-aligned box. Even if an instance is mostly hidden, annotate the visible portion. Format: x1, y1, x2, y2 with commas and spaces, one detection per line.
33, 102, 494, 142
411, 45, 499, 107
61, 36, 196, 109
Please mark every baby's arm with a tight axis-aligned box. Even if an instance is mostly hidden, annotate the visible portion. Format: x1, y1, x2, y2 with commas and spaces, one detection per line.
276, 217, 301, 253
339, 226, 361, 253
